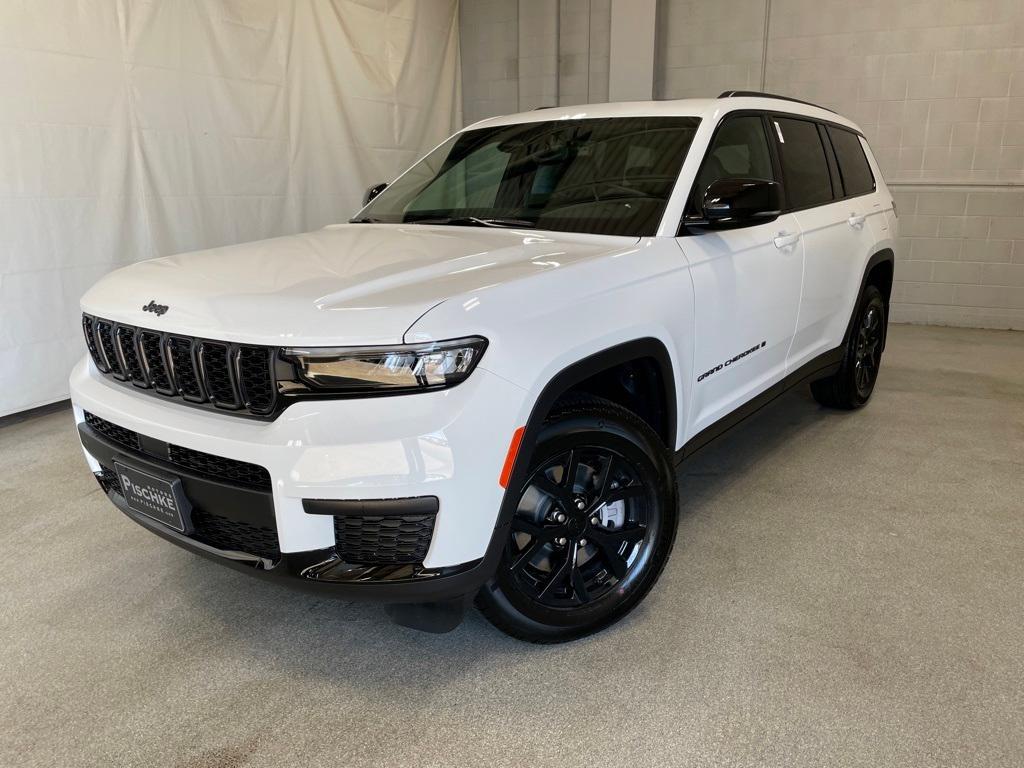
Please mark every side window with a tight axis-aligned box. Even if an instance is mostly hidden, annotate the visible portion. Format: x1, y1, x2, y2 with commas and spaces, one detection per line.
689, 115, 773, 212
827, 126, 875, 197
773, 117, 833, 209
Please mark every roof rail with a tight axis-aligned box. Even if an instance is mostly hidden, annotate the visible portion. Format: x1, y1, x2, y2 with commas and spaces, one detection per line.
717, 90, 836, 114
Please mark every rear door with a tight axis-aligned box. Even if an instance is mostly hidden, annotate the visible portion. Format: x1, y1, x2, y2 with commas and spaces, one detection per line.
675, 113, 804, 438
773, 117, 876, 368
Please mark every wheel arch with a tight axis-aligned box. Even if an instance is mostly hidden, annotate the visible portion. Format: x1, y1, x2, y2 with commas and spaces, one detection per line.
864, 248, 894, 304
846, 248, 895, 349
490, 338, 678, 534
534, 338, 677, 450
548, 341, 676, 449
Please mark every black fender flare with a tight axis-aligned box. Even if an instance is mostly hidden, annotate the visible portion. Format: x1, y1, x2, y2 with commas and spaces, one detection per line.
845, 248, 895, 350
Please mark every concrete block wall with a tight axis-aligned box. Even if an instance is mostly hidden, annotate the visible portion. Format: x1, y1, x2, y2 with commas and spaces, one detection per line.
890, 186, 1024, 327
560, 0, 611, 106
459, 0, 519, 125
655, 0, 766, 98
518, 0, 560, 110
460, 0, 611, 126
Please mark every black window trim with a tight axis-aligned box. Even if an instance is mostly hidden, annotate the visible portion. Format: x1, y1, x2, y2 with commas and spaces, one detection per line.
818, 122, 843, 199
676, 107, 877, 234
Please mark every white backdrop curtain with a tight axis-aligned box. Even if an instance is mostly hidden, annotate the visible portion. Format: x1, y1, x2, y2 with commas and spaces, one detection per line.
0, 0, 461, 417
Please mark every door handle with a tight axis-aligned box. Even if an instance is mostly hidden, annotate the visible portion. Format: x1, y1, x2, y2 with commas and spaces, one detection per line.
773, 231, 800, 249
848, 213, 867, 229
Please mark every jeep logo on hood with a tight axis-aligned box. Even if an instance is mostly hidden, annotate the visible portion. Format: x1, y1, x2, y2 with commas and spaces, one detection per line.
142, 300, 169, 316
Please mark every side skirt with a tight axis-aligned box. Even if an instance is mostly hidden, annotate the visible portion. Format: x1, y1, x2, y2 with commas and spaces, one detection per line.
674, 346, 844, 465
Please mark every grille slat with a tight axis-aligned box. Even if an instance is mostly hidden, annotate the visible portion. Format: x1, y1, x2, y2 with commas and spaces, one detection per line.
238, 346, 275, 414
199, 342, 240, 408
83, 314, 276, 417
167, 336, 203, 401
82, 315, 107, 373
116, 326, 147, 387
95, 321, 123, 379
139, 331, 173, 394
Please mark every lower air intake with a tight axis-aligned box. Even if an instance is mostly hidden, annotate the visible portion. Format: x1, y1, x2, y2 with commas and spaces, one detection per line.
334, 514, 436, 565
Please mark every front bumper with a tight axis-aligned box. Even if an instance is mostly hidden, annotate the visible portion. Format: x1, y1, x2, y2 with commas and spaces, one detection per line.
104, 485, 503, 604
70, 356, 527, 600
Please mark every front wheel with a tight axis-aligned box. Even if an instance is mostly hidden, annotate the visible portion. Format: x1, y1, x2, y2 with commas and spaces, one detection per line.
476, 397, 677, 643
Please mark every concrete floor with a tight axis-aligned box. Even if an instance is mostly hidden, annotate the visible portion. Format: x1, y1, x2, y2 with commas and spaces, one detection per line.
1, 324, 1022, 767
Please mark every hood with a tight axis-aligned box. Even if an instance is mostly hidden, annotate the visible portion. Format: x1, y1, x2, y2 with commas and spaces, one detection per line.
80, 224, 638, 346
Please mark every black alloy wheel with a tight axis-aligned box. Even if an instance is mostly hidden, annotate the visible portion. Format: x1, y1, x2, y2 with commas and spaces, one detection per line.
506, 446, 653, 608
477, 396, 677, 643
854, 301, 883, 399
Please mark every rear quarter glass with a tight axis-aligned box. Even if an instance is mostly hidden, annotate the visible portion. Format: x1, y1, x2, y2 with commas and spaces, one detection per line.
827, 126, 875, 196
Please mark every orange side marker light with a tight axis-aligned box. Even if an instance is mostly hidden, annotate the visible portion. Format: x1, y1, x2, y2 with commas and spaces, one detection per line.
499, 426, 526, 488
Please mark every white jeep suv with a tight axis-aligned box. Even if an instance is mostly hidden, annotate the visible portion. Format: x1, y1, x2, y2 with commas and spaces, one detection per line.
71, 92, 896, 642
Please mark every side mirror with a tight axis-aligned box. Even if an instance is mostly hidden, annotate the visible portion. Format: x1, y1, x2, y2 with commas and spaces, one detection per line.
363, 182, 388, 206
693, 178, 782, 229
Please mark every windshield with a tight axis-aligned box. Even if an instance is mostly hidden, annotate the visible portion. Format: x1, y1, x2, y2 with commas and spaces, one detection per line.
356, 116, 701, 237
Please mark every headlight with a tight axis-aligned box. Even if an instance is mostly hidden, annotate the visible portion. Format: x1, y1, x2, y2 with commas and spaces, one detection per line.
282, 336, 487, 394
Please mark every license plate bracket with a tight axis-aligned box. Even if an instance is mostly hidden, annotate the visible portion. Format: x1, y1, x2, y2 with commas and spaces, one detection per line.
113, 461, 193, 534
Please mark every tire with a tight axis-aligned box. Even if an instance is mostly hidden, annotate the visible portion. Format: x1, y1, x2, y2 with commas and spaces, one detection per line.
476, 396, 678, 643
811, 284, 886, 409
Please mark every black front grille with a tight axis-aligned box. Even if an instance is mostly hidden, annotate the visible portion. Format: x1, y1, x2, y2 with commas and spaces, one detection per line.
84, 412, 270, 491
335, 514, 436, 565
85, 411, 140, 451
168, 444, 271, 491
83, 314, 277, 417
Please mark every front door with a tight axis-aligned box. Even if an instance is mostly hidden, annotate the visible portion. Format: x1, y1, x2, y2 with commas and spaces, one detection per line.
675, 114, 804, 439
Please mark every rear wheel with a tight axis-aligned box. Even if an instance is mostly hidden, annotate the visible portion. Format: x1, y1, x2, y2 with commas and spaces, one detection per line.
476, 397, 677, 643
811, 284, 886, 409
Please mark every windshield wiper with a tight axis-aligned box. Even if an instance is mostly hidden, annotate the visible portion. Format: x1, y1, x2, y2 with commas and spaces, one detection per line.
349, 216, 384, 223
409, 216, 536, 229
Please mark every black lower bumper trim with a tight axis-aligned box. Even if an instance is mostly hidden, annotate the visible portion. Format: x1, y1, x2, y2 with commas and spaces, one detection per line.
303, 496, 439, 516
